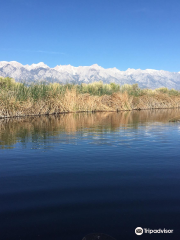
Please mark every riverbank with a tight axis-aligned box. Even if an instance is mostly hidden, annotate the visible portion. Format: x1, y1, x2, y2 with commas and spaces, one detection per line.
0, 77, 180, 118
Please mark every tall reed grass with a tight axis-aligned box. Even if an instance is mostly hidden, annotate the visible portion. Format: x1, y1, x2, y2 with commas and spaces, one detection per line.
0, 77, 180, 118
1, 77, 180, 101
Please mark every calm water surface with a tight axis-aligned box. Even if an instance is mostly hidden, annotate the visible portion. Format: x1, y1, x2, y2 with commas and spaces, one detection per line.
0, 110, 180, 240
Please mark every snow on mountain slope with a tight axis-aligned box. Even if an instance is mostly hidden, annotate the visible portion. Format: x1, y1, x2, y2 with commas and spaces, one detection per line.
0, 61, 180, 89
25, 62, 50, 70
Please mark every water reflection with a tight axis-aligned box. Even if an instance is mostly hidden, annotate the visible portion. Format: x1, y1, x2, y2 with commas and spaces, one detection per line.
0, 109, 180, 149
1, 109, 180, 240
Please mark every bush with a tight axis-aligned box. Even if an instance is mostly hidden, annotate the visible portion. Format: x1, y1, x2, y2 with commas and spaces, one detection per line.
156, 87, 169, 94
78, 81, 120, 96
0, 77, 16, 90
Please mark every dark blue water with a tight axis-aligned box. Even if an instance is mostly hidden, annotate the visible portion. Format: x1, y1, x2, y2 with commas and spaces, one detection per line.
0, 110, 180, 240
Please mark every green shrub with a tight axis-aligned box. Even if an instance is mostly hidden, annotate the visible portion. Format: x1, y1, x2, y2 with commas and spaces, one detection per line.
1, 78, 180, 103
0, 77, 17, 90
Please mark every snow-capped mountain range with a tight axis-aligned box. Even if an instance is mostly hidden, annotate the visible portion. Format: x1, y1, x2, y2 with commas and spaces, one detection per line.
0, 61, 180, 89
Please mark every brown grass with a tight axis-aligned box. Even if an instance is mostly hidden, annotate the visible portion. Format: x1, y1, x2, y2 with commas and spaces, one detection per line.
1, 89, 180, 118
1, 77, 180, 118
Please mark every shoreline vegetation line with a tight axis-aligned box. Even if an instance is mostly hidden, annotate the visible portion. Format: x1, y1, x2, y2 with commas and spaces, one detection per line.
0, 77, 180, 120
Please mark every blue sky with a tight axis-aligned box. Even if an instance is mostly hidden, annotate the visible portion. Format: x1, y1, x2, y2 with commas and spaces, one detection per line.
0, 0, 180, 71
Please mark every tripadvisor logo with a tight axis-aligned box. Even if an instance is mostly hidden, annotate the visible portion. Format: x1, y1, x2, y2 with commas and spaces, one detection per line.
135, 227, 143, 235
135, 227, 174, 235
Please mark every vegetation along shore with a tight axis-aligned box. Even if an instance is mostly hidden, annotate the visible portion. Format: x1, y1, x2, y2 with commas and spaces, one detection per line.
0, 76, 180, 119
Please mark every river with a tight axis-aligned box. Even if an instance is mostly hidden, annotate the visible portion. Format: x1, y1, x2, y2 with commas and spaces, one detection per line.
0, 109, 180, 239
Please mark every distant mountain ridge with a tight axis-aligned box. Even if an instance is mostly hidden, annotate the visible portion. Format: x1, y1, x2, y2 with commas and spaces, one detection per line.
0, 61, 180, 89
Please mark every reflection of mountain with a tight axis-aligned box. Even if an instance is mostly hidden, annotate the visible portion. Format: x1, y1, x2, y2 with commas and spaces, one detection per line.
0, 109, 180, 148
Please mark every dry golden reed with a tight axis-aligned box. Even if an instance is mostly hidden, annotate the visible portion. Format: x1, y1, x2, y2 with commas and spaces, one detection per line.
0, 77, 180, 118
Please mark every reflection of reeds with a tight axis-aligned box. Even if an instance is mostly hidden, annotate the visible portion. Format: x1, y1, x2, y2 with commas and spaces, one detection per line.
1, 77, 180, 118
1, 109, 180, 148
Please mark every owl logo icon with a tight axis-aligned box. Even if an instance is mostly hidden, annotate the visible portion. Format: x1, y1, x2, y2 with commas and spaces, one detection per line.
135, 227, 143, 235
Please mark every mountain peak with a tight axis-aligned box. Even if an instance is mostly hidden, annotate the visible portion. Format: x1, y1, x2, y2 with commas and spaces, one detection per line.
37, 62, 49, 67
90, 64, 102, 69
0, 61, 23, 68
25, 62, 49, 70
